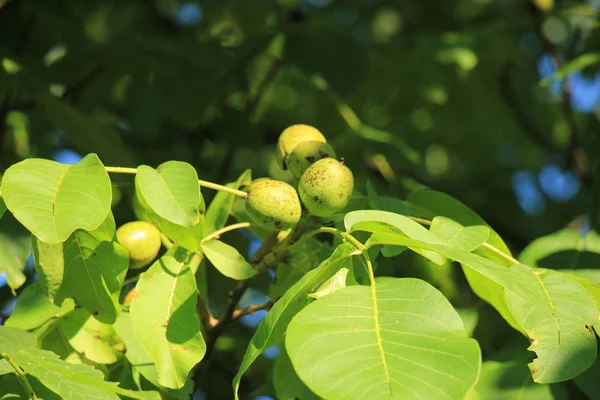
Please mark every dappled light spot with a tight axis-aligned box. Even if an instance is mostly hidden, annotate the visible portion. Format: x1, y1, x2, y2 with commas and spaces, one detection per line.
411, 108, 434, 131
511, 171, 546, 216
175, 3, 203, 26
425, 144, 449, 177
371, 7, 403, 43
538, 163, 580, 202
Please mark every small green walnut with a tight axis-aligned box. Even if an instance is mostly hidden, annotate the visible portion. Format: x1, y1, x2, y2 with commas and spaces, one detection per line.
276, 124, 327, 170
116, 221, 162, 270
298, 158, 354, 217
245, 179, 302, 230
287, 140, 337, 179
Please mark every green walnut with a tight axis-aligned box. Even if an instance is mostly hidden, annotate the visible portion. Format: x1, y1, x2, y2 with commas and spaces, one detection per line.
298, 158, 354, 217
276, 124, 327, 170
287, 140, 337, 179
245, 179, 302, 230
116, 221, 162, 269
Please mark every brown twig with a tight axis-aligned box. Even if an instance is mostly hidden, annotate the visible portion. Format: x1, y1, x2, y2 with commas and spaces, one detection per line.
231, 298, 279, 321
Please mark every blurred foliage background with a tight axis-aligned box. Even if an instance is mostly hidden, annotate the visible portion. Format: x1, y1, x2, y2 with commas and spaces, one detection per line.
1, 0, 599, 398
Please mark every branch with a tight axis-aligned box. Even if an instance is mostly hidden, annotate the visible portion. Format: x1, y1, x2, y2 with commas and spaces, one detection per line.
231, 298, 278, 321
0, 354, 38, 400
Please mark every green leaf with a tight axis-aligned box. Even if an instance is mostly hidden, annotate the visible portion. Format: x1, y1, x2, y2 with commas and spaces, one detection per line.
366, 182, 410, 257
130, 247, 206, 389
407, 189, 521, 332
366, 230, 600, 381
273, 346, 319, 400
0, 153, 112, 243
233, 243, 354, 399
469, 360, 567, 400
54, 212, 129, 324
345, 210, 446, 265
0, 359, 14, 375
308, 267, 349, 299
136, 162, 202, 227
59, 309, 122, 365
0, 326, 37, 353
5, 282, 74, 330
134, 184, 204, 252
0, 212, 31, 292
286, 278, 481, 400
519, 229, 600, 283
505, 265, 598, 383
38, 94, 132, 166
0, 373, 62, 400
10, 347, 120, 400
201, 239, 256, 280
0, 197, 6, 219
32, 237, 64, 300
114, 312, 194, 400
285, 25, 368, 96
204, 169, 251, 235
430, 216, 490, 252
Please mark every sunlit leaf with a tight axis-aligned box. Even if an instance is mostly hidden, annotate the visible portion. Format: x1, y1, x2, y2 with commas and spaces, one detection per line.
201, 239, 256, 280
32, 238, 64, 300
130, 247, 206, 389
407, 189, 521, 332
0, 212, 31, 291
0, 153, 112, 243
286, 278, 481, 400
5, 283, 74, 331
233, 243, 353, 399
54, 212, 129, 324
59, 309, 123, 365
505, 265, 598, 383
204, 169, 251, 235
430, 216, 490, 252
346, 210, 446, 264
136, 161, 202, 227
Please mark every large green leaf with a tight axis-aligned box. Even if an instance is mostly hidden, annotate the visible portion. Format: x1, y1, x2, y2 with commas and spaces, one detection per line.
130, 247, 206, 389
273, 346, 319, 400
233, 243, 354, 399
0, 326, 37, 354
134, 184, 204, 252
204, 169, 251, 235
0, 373, 62, 400
54, 212, 129, 324
468, 360, 567, 399
38, 95, 132, 166
0, 212, 31, 291
136, 162, 202, 227
406, 190, 521, 332
286, 278, 481, 400
505, 265, 598, 383
345, 210, 446, 265
59, 309, 123, 365
367, 232, 600, 383
114, 312, 194, 399
5, 282, 74, 331
32, 237, 64, 300
201, 239, 256, 280
519, 229, 600, 283
0, 153, 112, 243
